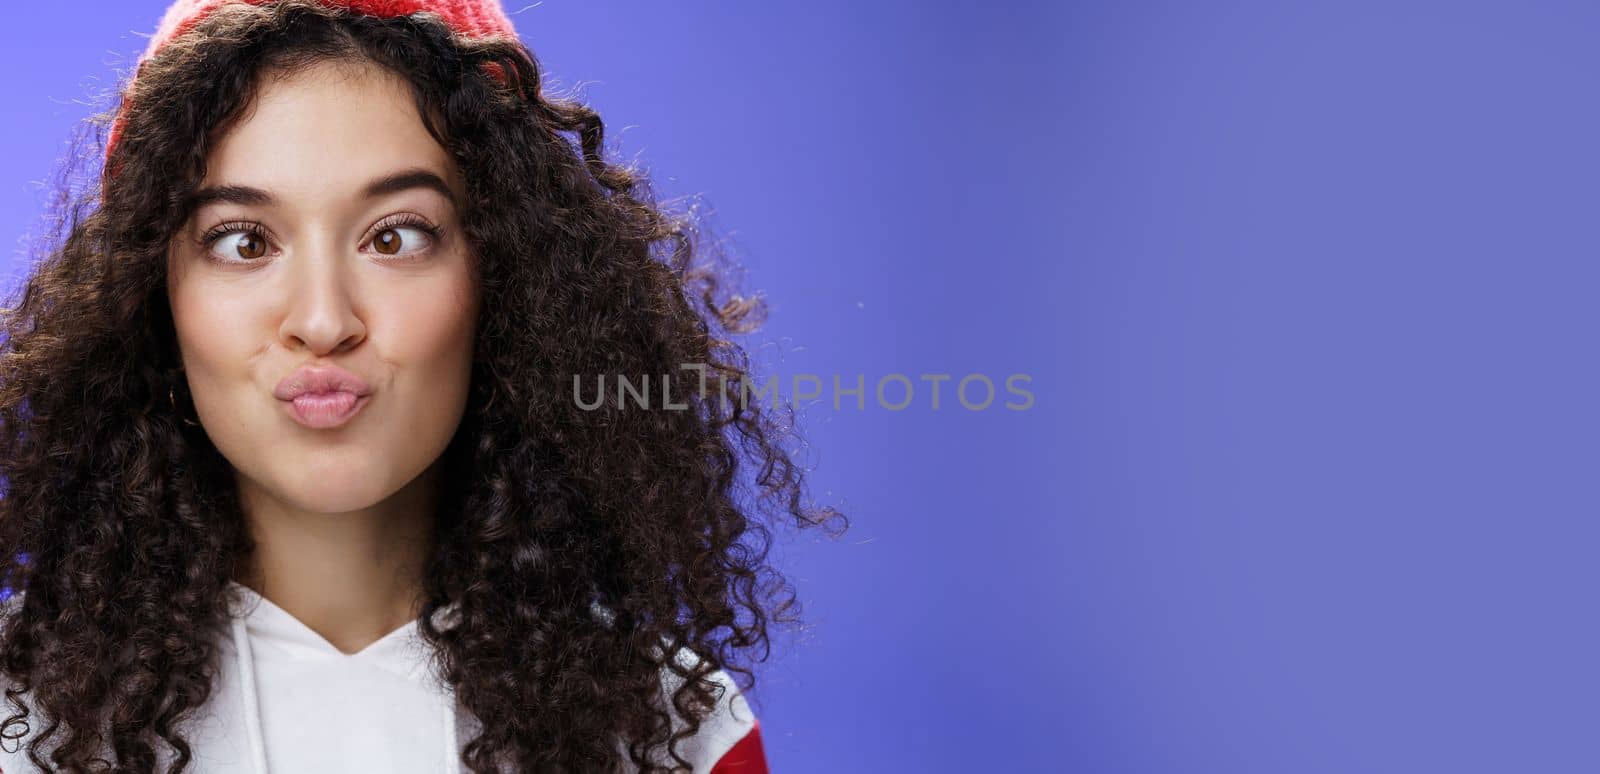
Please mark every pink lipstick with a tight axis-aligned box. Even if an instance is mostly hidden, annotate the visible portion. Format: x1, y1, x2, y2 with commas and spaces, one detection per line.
274, 364, 373, 430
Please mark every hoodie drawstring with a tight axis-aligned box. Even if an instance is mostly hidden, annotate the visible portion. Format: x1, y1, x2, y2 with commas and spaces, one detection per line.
231, 616, 461, 774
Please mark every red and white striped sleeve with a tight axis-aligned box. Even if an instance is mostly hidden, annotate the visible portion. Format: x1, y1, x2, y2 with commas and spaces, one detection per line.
652, 649, 770, 774
707, 714, 767, 774
696, 667, 767, 774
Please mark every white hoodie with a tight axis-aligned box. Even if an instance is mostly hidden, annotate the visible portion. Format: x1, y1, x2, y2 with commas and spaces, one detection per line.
0, 582, 767, 773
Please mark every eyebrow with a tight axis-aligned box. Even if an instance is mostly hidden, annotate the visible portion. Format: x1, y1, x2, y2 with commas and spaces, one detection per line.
184, 167, 459, 213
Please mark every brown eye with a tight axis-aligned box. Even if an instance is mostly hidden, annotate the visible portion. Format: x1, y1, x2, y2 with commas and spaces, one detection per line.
236, 232, 267, 260
374, 229, 403, 255
207, 228, 271, 263
367, 224, 434, 258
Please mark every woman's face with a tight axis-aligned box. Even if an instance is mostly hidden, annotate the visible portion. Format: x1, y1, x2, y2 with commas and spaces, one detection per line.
166, 58, 478, 515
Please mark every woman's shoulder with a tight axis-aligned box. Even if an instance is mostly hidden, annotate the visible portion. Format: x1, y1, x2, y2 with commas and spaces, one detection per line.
0, 589, 44, 772
647, 645, 768, 774
587, 599, 767, 772
0, 592, 771, 773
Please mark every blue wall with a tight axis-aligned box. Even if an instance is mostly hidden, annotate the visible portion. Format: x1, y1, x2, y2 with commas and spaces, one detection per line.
8, 2, 1598, 773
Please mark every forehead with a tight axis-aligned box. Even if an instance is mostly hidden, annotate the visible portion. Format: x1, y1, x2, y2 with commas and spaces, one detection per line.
200, 58, 459, 201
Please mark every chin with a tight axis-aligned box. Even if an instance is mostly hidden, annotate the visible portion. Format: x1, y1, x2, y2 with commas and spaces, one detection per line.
284, 484, 392, 515
255, 460, 402, 515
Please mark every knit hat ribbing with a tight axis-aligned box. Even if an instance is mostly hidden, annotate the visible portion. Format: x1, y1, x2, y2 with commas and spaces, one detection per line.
105, 0, 521, 173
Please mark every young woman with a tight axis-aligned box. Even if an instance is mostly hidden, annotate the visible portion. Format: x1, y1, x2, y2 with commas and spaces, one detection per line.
0, 0, 841, 771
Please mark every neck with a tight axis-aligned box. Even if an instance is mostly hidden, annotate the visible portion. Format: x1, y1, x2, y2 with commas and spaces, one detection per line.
233, 462, 441, 655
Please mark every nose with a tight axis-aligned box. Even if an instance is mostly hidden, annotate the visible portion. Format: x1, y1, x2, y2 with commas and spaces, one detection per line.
277, 246, 366, 356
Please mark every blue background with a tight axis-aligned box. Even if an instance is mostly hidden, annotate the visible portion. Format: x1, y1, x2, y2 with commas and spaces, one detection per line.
5, 2, 1596, 773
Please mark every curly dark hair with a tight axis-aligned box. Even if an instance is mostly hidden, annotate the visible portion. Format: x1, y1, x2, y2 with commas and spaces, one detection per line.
0, 2, 844, 771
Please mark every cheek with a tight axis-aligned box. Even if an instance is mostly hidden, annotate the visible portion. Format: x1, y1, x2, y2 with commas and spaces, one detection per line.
168, 281, 258, 376
167, 289, 272, 444
369, 277, 478, 447
372, 276, 477, 371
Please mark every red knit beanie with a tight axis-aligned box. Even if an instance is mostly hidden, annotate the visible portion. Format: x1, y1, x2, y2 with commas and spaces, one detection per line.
104, 0, 521, 173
